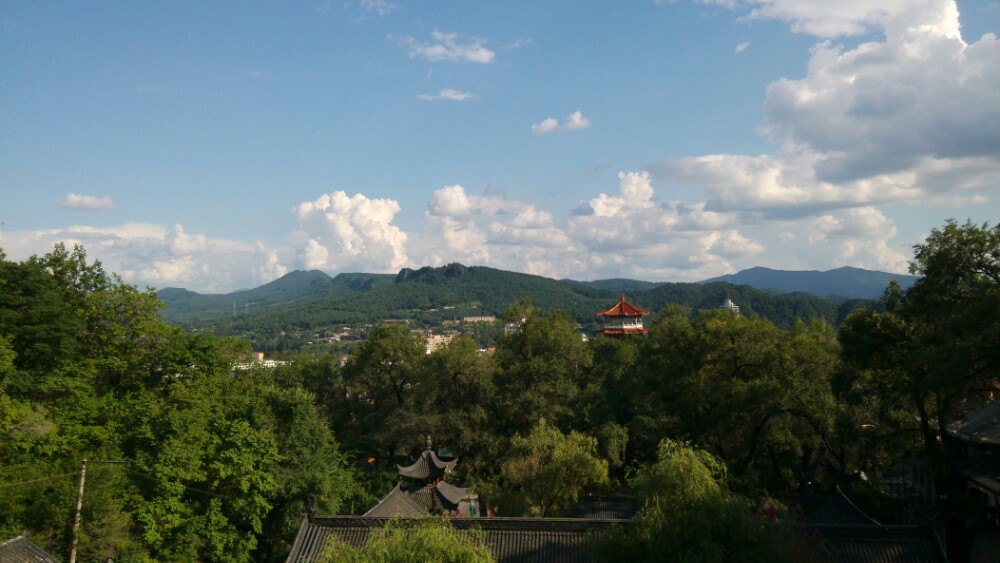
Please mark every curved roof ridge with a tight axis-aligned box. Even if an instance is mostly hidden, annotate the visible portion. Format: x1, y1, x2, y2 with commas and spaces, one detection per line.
597, 294, 650, 317
434, 481, 472, 505
362, 484, 427, 517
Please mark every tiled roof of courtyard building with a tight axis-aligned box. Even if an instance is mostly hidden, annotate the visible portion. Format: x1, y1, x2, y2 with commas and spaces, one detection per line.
568, 495, 640, 520
797, 524, 948, 563
800, 487, 879, 526
0, 535, 57, 563
286, 515, 628, 563
947, 398, 1000, 445
362, 484, 427, 518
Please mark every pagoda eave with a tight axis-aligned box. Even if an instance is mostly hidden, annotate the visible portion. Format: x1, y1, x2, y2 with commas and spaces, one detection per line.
600, 328, 649, 336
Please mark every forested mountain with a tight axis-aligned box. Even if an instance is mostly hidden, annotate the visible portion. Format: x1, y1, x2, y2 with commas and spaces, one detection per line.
181, 264, 874, 342
562, 278, 661, 292
700, 266, 917, 298
158, 270, 395, 323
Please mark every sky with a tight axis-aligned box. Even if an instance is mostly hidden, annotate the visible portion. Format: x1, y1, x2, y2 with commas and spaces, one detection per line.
1, 0, 998, 292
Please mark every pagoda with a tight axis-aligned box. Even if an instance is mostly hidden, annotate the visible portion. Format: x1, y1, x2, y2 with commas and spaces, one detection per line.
364, 436, 480, 518
597, 295, 650, 336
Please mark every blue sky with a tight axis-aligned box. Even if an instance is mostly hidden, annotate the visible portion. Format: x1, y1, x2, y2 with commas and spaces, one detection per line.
2, 0, 998, 292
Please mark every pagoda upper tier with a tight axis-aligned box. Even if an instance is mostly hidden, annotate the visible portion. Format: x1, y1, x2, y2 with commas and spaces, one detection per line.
397, 445, 458, 481
597, 295, 650, 336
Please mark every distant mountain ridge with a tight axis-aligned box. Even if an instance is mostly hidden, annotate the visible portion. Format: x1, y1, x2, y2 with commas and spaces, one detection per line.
157, 264, 887, 335
157, 270, 394, 323
699, 266, 916, 299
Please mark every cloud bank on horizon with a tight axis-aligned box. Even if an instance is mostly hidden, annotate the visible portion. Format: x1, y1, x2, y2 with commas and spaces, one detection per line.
1, 0, 996, 293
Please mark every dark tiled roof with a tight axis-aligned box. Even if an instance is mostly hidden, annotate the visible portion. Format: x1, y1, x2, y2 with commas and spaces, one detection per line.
397, 449, 458, 480
365, 481, 477, 517
435, 481, 473, 506
798, 524, 947, 563
568, 496, 640, 520
363, 484, 427, 517
0, 535, 57, 563
801, 488, 879, 526
948, 398, 1000, 445
286, 515, 628, 563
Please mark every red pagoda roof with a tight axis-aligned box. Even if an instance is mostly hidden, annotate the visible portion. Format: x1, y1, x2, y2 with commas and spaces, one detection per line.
597, 295, 650, 317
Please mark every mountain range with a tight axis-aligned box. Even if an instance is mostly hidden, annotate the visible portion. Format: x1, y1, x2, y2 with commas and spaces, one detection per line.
156, 264, 905, 336
700, 266, 916, 299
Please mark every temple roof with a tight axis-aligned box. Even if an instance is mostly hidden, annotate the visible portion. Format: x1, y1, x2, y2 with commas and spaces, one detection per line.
569, 495, 640, 520
800, 487, 879, 526
596, 295, 649, 318
796, 524, 947, 563
397, 449, 458, 480
0, 535, 57, 563
362, 484, 427, 518
286, 515, 629, 562
947, 398, 1000, 445
434, 481, 473, 506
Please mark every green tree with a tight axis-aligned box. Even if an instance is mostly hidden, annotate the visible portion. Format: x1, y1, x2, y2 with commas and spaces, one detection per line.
418, 335, 499, 476
494, 301, 593, 435
640, 309, 837, 492
598, 439, 788, 562
321, 518, 493, 563
500, 419, 609, 516
839, 220, 1000, 479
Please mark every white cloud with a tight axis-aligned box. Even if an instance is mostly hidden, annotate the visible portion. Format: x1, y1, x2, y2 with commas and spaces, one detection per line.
294, 191, 408, 273
0, 222, 283, 292
360, 0, 397, 17
701, 0, 950, 38
651, 0, 999, 216
417, 88, 476, 102
55, 193, 114, 210
412, 174, 765, 283
810, 207, 910, 272
735, 41, 749, 53
531, 118, 559, 135
404, 31, 496, 64
531, 111, 592, 135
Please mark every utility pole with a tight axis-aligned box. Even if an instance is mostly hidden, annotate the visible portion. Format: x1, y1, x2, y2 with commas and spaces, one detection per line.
69, 459, 129, 563
69, 459, 87, 563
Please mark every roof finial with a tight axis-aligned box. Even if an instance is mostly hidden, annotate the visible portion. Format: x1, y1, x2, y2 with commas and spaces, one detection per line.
426, 435, 433, 451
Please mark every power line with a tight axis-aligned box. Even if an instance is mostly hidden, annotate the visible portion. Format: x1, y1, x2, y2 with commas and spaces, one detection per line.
124, 468, 239, 500
0, 471, 79, 490
0, 463, 239, 499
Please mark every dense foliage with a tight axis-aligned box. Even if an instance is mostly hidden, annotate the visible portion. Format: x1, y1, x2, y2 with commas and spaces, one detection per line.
0, 245, 356, 561
599, 439, 790, 562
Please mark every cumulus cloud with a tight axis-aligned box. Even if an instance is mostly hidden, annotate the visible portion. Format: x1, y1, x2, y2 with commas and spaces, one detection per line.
294, 191, 408, 273
652, 0, 999, 216
417, 88, 476, 102
409, 173, 765, 282
531, 111, 592, 134
735, 41, 749, 53
701, 0, 942, 38
0, 222, 284, 292
403, 31, 496, 63
809, 207, 910, 272
55, 193, 114, 210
